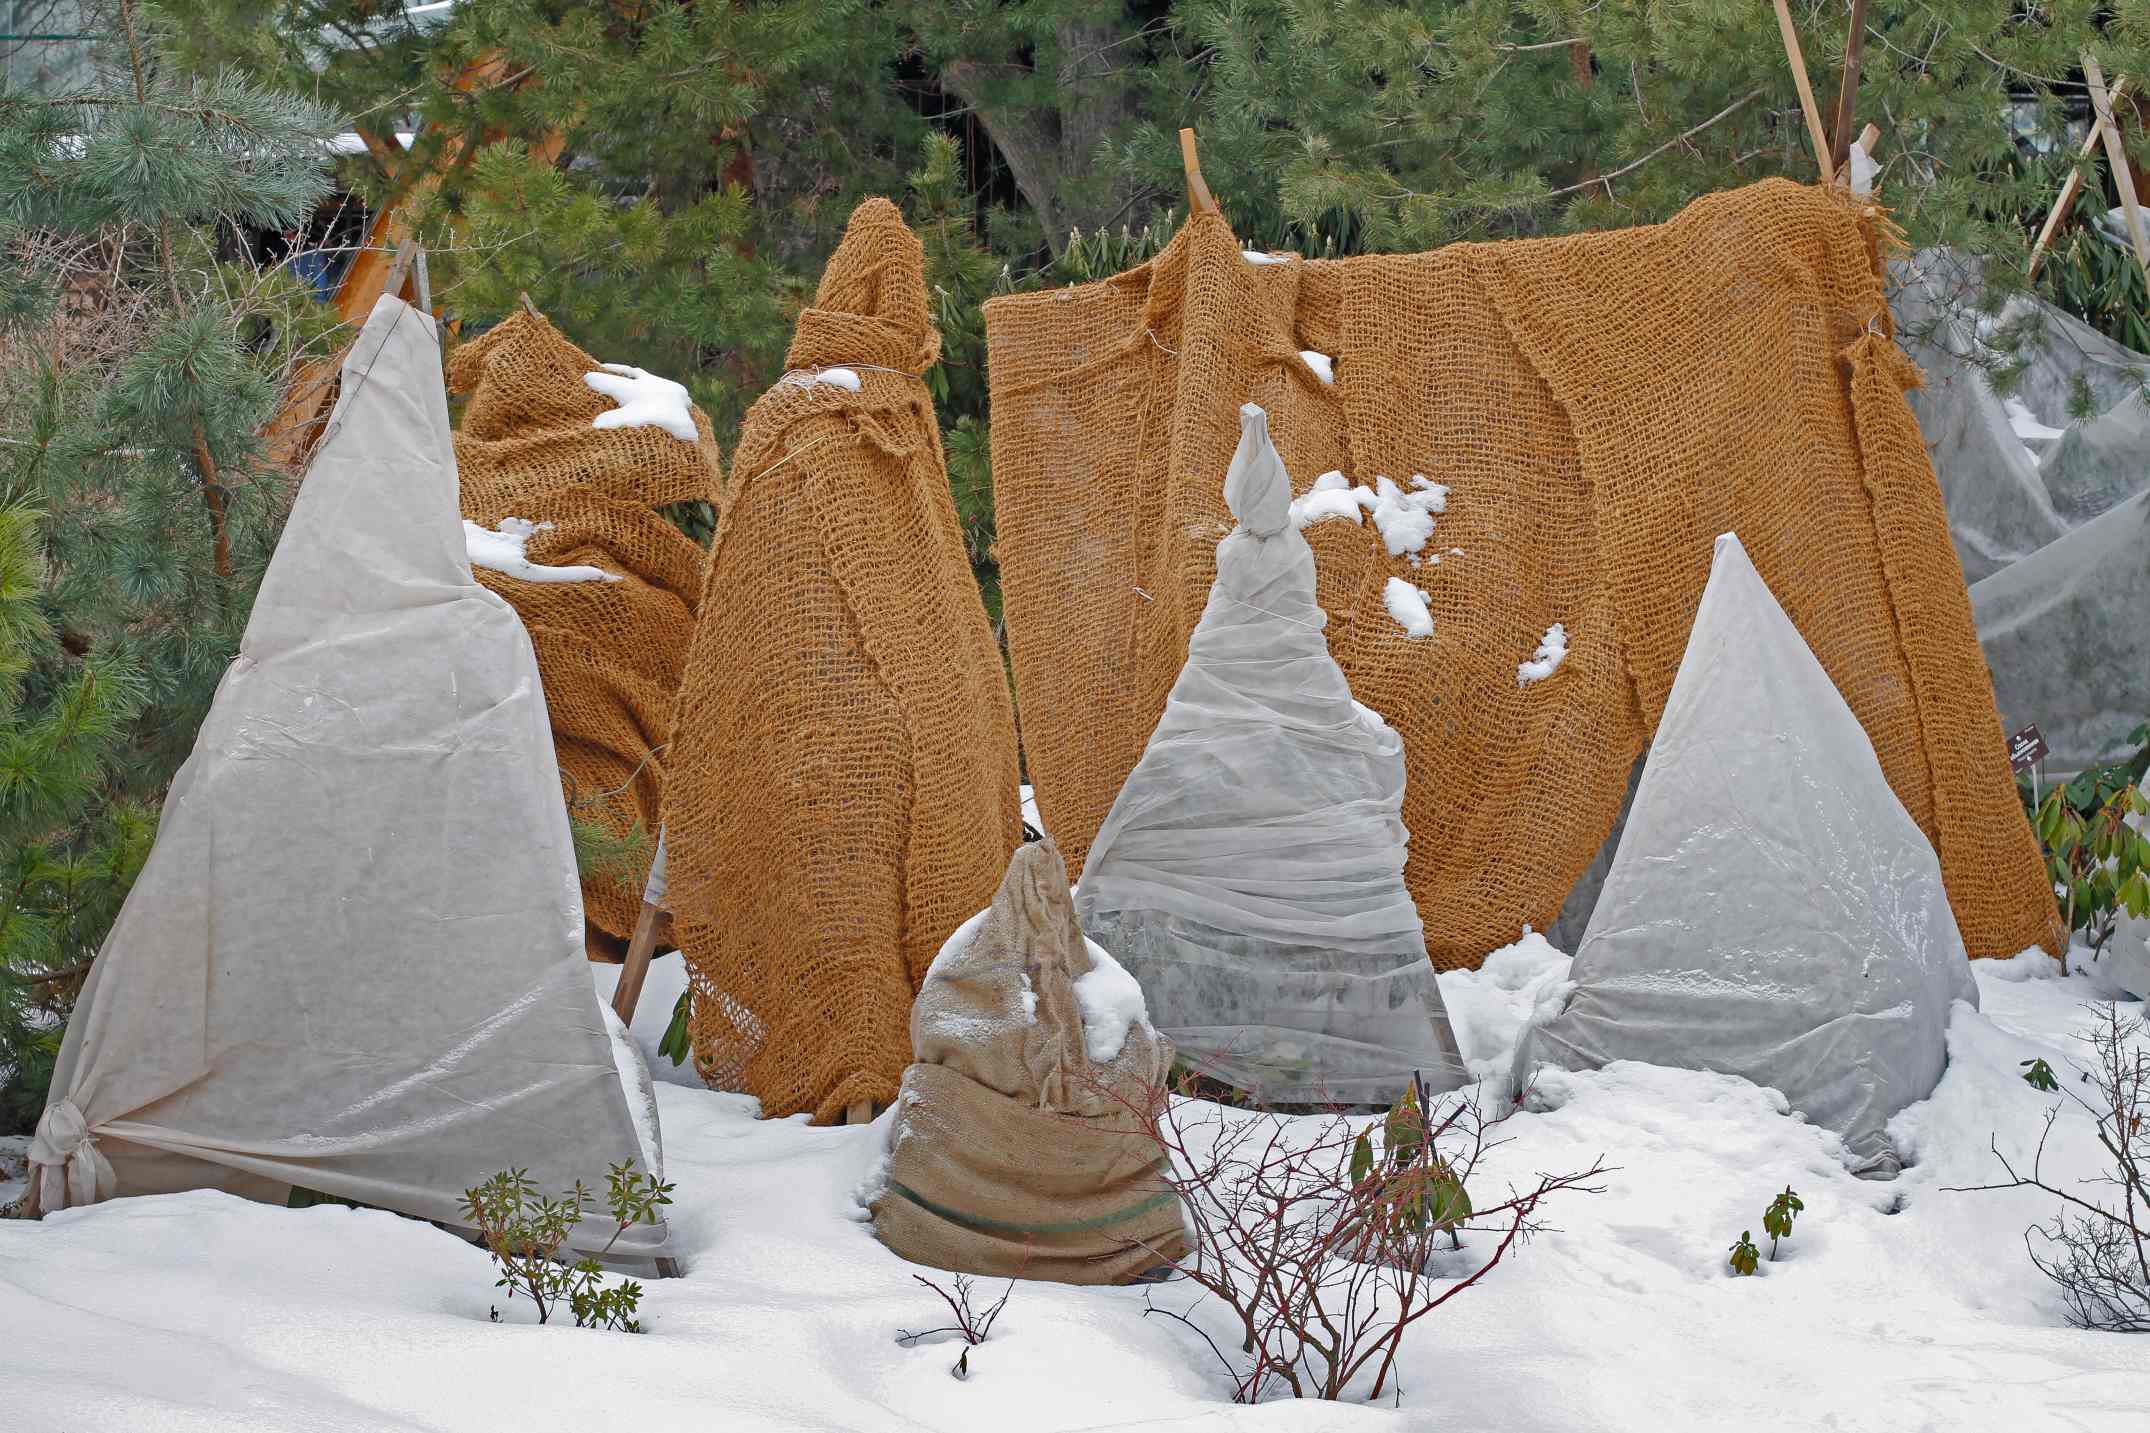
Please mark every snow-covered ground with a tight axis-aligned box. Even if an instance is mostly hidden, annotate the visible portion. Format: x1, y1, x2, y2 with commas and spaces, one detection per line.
3, 944, 2146, 1431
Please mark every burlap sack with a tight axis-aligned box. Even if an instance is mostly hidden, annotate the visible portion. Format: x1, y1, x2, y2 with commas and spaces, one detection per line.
667, 198, 1022, 1122
986, 180, 2060, 968
447, 310, 719, 943
871, 839, 1188, 1285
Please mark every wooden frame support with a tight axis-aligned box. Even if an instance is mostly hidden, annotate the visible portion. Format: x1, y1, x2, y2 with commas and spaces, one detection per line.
1772, 0, 1836, 185
2083, 54, 2150, 278
2029, 75, 2129, 279
1827, 0, 1870, 171
610, 831, 669, 1027
1179, 127, 1220, 217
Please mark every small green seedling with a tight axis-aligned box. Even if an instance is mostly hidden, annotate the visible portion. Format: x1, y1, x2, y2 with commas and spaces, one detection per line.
1728, 1231, 1760, 1277
2021, 1058, 2059, 1092
1762, 1185, 1803, 1260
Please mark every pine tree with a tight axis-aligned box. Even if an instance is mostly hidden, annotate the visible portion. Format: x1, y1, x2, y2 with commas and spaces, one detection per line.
0, 0, 340, 1129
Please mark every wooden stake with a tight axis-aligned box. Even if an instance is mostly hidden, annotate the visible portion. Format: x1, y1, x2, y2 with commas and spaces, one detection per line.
1178, 128, 1220, 218
1771, 0, 1836, 184
383, 239, 419, 302
2083, 55, 2150, 278
1827, 0, 1869, 171
610, 831, 668, 1027
845, 1100, 875, 1126
2029, 76, 2128, 280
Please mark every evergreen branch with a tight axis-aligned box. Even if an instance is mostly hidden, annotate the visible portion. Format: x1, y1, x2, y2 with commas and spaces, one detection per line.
1541, 89, 1766, 200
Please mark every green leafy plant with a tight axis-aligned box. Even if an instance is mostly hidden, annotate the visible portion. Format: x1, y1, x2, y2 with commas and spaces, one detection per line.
2032, 781, 2150, 974
2022, 1058, 2061, 1092
658, 989, 692, 1068
1761, 1186, 1804, 1261
1350, 1079, 1473, 1253
1728, 1231, 1760, 1277
459, 1160, 673, 1332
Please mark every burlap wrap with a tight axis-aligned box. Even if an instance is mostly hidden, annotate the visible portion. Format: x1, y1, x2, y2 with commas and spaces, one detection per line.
667, 198, 1022, 1122
872, 839, 1188, 1285
448, 310, 720, 942
986, 180, 2060, 968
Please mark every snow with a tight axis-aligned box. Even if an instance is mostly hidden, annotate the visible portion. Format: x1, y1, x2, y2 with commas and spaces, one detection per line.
1382, 576, 1434, 639
1288, 470, 1373, 530
600, 1002, 663, 1176
1074, 939, 1149, 1064
2003, 396, 2066, 444
464, 518, 621, 585
0, 1134, 26, 1216
923, 908, 993, 984
1019, 783, 1045, 834
591, 953, 705, 1090
7, 951, 2149, 1430
1369, 475, 1445, 558
1517, 622, 1569, 685
1241, 249, 1293, 265
583, 363, 698, 443
1298, 351, 1335, 385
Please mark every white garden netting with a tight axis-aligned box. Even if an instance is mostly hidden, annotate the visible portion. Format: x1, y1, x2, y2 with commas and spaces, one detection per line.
1074, 404, 1467, 1106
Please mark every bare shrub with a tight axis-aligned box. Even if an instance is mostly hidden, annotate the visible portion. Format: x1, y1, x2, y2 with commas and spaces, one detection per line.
1122, 1073, 1607, 1403
1951, 1004, 2150, 1331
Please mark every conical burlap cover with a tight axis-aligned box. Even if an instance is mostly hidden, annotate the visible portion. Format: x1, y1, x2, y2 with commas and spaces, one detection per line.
1515, 533, 1979, 1177
665, 198, 1021, 1122
28, 296, 669, 1256
1076, 403, 1468, 1106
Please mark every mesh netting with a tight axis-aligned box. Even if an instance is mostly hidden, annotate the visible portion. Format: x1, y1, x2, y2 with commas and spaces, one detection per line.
448, 310, 719, 942
986, 180, 2060, 969
667, 198, 1023, 1123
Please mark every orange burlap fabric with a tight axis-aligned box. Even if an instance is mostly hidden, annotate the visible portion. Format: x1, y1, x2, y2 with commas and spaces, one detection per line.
986, 180, 2060, 969
667, 198, 1023, 1123
448, 311, 720, 942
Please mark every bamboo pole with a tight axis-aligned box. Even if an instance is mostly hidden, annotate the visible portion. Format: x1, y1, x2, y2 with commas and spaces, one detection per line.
2083, 54, 2150, 278
1827, 0, 1869, 172
2028, 76, 2128, 280
1179, 128, 1220, 217
1771, 0, 1836, 184
610, 832, 669, 1026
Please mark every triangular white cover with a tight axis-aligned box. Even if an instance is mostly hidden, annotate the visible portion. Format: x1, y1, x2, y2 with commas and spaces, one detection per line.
1075, 404, 1466, 1105
1515, 533, 1978, 1175
29, 297, 668, 1256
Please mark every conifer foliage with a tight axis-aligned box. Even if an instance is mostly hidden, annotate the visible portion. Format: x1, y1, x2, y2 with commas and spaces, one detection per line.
0, 0, 341, 1129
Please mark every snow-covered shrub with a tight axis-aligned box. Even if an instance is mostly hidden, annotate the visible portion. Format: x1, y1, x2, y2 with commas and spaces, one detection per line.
1123, 1077, 1605, 1403
460, 1161, 673, 1332
1954, 1005, 2150, 1331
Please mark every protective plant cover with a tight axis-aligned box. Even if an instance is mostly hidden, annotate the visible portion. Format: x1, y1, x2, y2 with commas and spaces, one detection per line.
1890, 248, 2150, 582
449, 307, 718, 947
666, 198, 1022, 1124
1074, 404, 1468, 1107
1513, 533, 1979, 1178
1971, 491, 2150, 779
26, 296, 670, 1259
871, 838, 1187, 1285
988, 182, 2059, 970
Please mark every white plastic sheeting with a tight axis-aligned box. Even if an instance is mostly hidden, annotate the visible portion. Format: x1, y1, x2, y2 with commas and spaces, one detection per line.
1513, 534, 1978, 1177
27, 296, 670, 1259
1075, 403, 1467, 1106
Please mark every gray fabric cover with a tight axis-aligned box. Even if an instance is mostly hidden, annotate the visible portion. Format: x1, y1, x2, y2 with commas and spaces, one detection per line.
1890, 249, 2148, 582
26, 296, 669, 1258
1514, 533, 1978, 1177
1970, 491, 2150, 783
1075, 403, 1467, 1106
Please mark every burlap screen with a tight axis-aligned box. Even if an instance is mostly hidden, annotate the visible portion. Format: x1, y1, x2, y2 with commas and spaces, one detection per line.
666, 198, 1023, 1124
987, 179, 2060, 969
448, 310, 720, 942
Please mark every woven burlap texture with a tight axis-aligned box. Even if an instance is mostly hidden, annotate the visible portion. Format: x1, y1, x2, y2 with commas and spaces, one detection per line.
872, 838, 1188, 1285
448, 309, 720, 942
667, 198, 1023, 1124
986, 179, 2060, 969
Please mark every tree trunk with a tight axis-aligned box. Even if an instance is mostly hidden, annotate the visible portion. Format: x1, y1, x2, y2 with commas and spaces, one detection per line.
938, 17, 1149, 254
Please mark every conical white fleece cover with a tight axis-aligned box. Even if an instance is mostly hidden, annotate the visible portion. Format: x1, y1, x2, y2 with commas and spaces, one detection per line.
28, 296, 668, 1255
1515, 533, 1978, 1176
1076, 404, 1466, 1105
